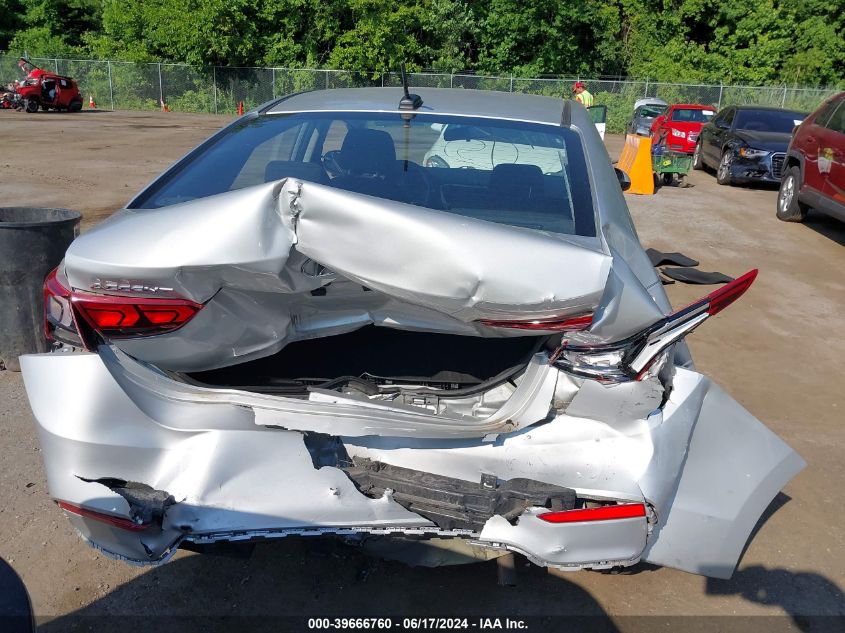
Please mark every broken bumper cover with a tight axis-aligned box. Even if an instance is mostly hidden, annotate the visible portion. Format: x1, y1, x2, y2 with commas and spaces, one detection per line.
21, 350, 803, 577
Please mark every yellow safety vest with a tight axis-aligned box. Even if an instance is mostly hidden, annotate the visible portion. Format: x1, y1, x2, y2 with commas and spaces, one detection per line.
576, 90, 594, 107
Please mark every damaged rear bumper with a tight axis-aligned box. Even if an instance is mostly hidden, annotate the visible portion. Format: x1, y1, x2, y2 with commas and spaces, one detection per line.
21, 350, 803, 577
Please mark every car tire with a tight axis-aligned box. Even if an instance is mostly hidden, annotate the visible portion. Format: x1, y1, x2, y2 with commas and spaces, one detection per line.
776, 166, 809, 222
716, 150, 734, 186
68, 99, 82, 112
692, 142, 704, 170
662, 173, 674, 186
25, 98, 38, 113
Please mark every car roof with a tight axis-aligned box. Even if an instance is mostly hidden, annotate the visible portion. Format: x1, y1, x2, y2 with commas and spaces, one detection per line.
264, 87, 581, 127
670, 104, 712, 109
731, 105, 804, 113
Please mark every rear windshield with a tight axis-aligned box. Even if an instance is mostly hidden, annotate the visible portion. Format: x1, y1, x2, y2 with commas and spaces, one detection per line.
638, 105, 666, 118
133, 112, 596, 237
735, 109, 805, 133
670, 108, 714, 123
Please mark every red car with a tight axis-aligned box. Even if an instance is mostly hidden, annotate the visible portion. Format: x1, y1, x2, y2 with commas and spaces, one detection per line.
15, 71, 83, 113
777, 92, 845, 224
650, 104, 716, 153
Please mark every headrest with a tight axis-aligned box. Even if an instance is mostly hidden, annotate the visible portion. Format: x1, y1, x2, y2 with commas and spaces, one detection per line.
338, 128, 396, 176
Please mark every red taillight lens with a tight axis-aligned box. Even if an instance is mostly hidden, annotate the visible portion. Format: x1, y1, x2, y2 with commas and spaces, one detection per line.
479, 313, 593, 332
73, 293, 202, 338
57, 500, 148, 531
705, 269, 758, 316
538, 503, 646, 523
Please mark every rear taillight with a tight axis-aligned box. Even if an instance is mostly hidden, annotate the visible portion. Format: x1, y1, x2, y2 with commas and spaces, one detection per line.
538, 503, 646, 523
73, 293, 202, 338
479, 313, 593, 332
551, 270, 758, 383
43, 266, 203, 348
57, 500, 148, 531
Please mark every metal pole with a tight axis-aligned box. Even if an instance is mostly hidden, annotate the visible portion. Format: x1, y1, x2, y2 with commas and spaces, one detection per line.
158, 63, 163, 105
717, 81, 724, 109
213, 66, 218, 114
325, 70, 329, 89
450, 73, 453, 89
54, 58, 59, 73
781, 85, 787, 108
272, 68, 276, 99
644, 77, 649, 98
509, 75, 514, 92
107, 60, 114, 110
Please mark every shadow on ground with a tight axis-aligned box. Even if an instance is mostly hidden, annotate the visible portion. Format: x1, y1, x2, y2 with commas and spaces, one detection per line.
803, 210, 845, 247
38, 539, 622, 632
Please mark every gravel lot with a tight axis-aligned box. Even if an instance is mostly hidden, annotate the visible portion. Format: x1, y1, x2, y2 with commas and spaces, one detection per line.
1, 110, 844, 630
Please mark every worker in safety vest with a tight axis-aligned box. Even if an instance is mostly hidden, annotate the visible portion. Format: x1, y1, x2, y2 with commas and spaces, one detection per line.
571, 81, 594, 107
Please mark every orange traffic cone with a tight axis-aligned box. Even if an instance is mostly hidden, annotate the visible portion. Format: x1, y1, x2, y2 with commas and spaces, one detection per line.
88, 95, 96, 109
159, 98, 170, 112
237, 101, 244, 116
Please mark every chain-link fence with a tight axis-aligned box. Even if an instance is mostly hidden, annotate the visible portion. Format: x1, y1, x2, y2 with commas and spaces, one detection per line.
3, 54, 842, 133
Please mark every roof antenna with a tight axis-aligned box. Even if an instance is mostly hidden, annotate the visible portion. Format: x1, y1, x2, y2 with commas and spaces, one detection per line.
399, 63, 423, 111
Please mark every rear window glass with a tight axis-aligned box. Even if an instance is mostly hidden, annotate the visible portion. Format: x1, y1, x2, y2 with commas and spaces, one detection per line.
133, 112, 596, 237
735, 109, 805, 133
638, 105, 666, 118
670, 108, 714, 123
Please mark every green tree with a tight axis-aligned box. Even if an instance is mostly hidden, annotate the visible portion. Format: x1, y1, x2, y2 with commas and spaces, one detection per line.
8, 0, 101, 57
471, 0, 624, 77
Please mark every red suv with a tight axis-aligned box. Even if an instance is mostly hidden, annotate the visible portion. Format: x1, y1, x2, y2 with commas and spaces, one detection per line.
777, 92, 845, 223
650, 104, 715, 153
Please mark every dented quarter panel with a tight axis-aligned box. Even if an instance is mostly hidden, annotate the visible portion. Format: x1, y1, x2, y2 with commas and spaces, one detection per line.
641, 381, 806, 578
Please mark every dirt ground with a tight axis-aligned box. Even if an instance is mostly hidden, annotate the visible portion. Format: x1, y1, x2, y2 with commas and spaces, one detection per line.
1, 110, 844, 631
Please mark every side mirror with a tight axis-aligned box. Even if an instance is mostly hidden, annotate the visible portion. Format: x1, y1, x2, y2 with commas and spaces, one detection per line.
615, 168, 631, 191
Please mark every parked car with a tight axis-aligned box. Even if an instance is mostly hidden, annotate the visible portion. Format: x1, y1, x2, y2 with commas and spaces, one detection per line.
777, 92, 845, 223
423, 122, 570, 173
627, 98, 667, 136
22, 88, 803, 580
693, 105, 806, 185
650, 104, 715, 153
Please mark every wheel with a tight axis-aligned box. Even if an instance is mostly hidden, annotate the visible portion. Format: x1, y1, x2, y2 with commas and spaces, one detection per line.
662, 172, 674, 186
716, 150, 734, 185
68, 99, 82, 112
776, 166, 809, 222
25, 98, 38, 113
692, 142, 704, 170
